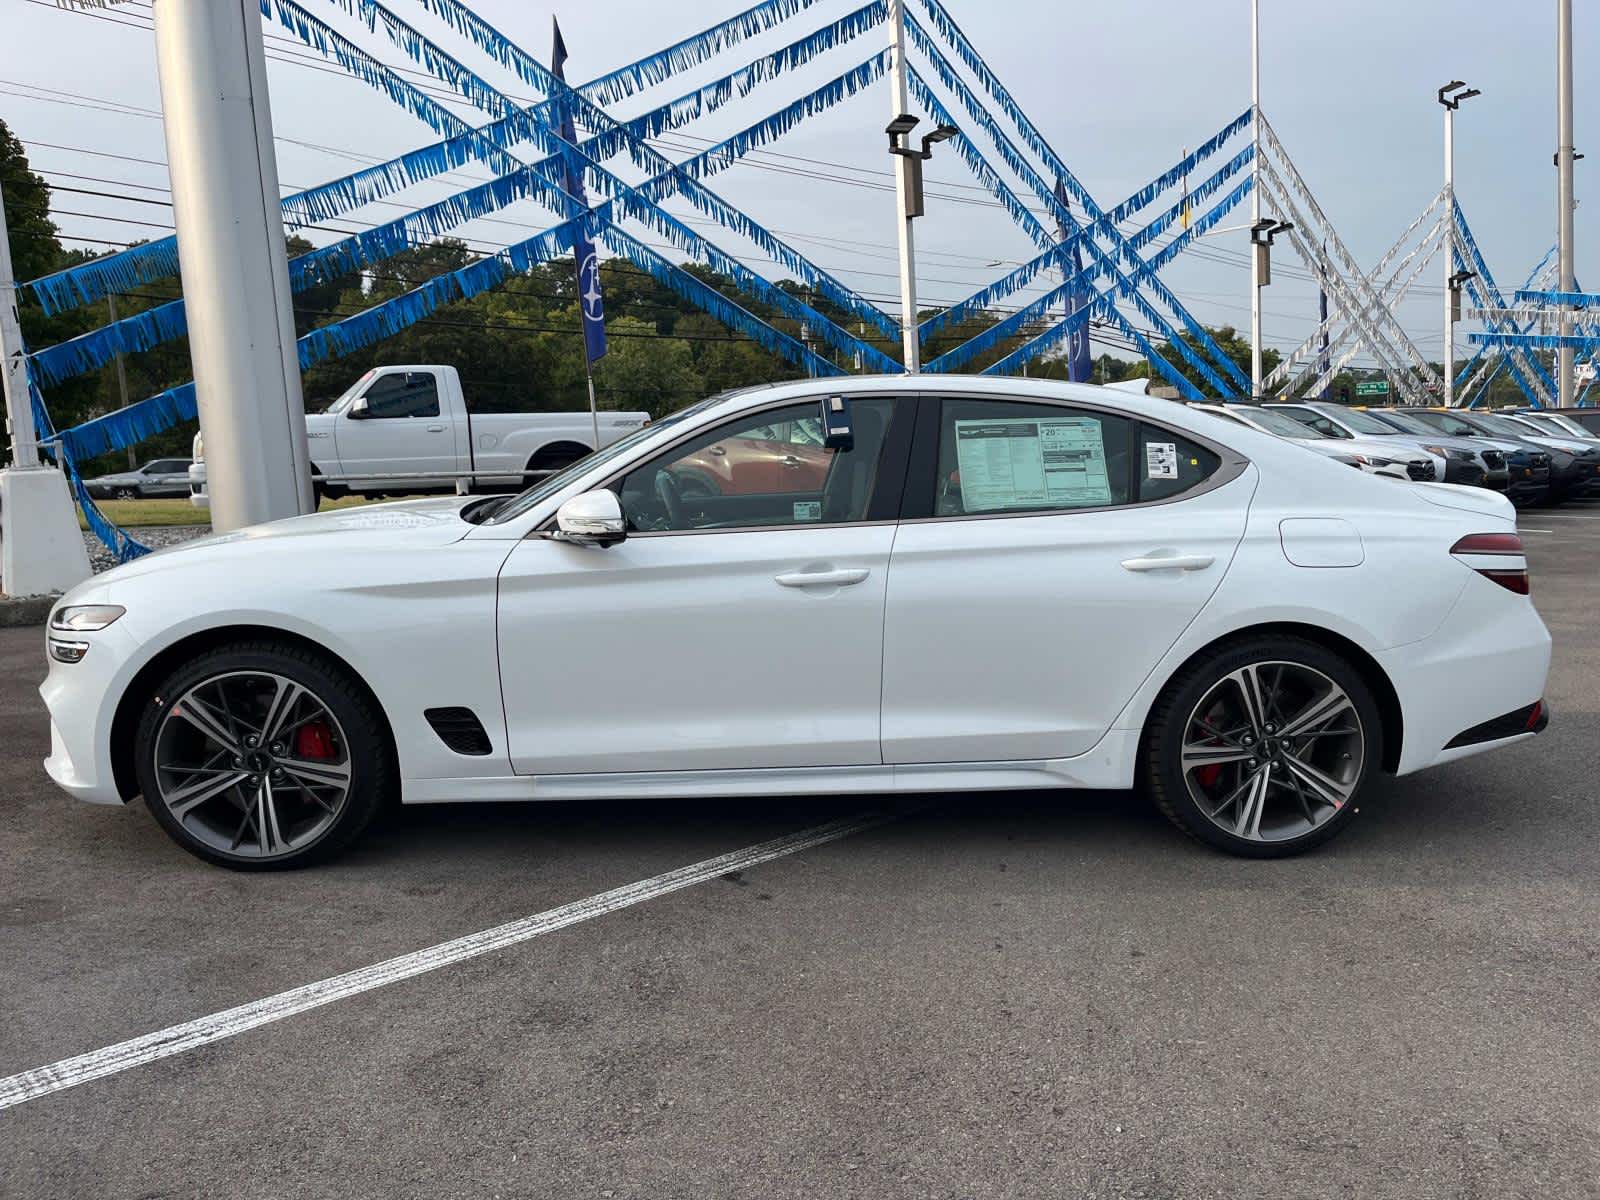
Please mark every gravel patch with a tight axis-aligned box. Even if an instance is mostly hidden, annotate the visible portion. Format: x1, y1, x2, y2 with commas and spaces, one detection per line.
85, 525, 212, 573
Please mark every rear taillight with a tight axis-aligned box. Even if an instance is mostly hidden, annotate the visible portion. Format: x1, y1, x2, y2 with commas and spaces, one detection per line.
1450, 532, 1530, 595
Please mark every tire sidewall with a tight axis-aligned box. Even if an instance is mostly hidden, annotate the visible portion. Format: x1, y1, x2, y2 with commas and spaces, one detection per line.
133, 644, 388, 870
1148, 636, 1382, 858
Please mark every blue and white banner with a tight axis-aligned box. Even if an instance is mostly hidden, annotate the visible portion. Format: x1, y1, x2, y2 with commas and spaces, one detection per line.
553, 19, 607, 366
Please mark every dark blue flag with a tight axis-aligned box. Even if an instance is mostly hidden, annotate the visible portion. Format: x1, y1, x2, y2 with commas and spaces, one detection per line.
1054, 179, 1092, 383
553, 18, 606, 365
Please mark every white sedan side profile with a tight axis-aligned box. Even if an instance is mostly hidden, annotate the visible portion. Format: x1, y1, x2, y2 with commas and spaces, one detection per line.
41, 377, 1551, 869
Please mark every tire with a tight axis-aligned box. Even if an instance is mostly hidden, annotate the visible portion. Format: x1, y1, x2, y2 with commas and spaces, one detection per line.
114, 486, 139, 501
1142, 634, 1381, 858
133, 640, 394, 870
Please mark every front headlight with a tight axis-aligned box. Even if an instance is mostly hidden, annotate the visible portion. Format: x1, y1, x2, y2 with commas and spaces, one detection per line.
192, 431, 204, 463
49, 604, 126, 632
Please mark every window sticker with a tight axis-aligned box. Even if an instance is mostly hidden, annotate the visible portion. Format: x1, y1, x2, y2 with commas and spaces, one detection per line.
1145, 441, 1179, 480
954, 417, 1112, 510
793, 500, 822, 522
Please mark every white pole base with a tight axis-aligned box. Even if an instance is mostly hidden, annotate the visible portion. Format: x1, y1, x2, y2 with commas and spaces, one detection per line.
0, 467, 93, 598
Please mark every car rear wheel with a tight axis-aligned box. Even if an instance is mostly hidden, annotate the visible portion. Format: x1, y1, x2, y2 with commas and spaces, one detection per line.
133, 642, 392, 870
1143, 636, 1380, 857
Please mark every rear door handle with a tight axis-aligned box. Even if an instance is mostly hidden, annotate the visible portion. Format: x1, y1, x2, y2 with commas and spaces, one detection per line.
426, 424, 446, 433
774, 567, 871, 588
1121, 553, 1215, 573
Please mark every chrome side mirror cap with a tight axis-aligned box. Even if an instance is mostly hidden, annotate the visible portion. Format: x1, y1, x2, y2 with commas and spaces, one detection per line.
554, 489, 626, 547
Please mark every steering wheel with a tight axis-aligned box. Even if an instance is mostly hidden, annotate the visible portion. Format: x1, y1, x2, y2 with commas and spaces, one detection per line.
653, 469, 686, 529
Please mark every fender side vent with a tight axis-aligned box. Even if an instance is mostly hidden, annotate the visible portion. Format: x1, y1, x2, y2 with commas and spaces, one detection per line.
424, 707, 493, 756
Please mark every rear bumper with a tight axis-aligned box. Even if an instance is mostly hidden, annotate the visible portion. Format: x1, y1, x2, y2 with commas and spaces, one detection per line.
1377, 576, 1551, 776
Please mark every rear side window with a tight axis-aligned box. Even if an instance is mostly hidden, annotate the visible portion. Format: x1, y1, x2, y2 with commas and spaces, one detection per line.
928, 399, 1224, 517
934, 400, 1133, 516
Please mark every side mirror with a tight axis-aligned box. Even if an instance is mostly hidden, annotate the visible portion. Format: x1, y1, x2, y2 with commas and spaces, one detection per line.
347, 396, 370, 420
554, 489, 626, 547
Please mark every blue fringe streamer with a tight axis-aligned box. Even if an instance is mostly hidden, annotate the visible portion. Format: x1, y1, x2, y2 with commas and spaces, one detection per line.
597, 226, 841, 379
907, 9, 1249, 395
31, 297, 189, 389
576, 0, 826, 106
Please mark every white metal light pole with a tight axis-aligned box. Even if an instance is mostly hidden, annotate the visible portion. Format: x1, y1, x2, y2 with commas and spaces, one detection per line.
1556, 0, 1577, 408
888, 0, 920, 373
1439, 81, 1479, 407
153, 0, 312, 530
0, 173, 92, 596
1249, 0, 1262, 397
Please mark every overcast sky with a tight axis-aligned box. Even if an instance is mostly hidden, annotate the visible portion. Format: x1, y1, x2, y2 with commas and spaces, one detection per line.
2, 0, 1594, 369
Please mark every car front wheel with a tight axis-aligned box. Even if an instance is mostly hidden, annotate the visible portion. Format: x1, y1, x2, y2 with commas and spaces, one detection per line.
1143, 635, 1381, 857
114, 486, 139, 500
133, 642, 392, 869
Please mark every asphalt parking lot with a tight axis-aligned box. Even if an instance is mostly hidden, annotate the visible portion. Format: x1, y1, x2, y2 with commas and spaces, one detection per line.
2, 502, 1598, 1199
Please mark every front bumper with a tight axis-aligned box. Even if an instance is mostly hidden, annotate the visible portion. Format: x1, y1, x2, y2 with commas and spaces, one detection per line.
40, 619, 144, 806
1442, 459, 1487, 487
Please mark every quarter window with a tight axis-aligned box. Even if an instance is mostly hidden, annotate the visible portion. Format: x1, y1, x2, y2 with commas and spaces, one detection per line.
1138, 425, 1220, 502
617, 398, 894, 532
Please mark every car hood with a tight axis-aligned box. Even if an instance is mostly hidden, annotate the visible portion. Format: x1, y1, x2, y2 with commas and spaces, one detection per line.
86, 470, 141, 485
94, 496, 476, 584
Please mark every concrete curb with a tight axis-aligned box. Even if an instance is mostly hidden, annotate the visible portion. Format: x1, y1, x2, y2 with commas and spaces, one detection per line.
0, 594, 57, 628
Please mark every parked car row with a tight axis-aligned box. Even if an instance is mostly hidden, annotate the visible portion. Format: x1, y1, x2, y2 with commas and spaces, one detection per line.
1190, 398, 1600, 508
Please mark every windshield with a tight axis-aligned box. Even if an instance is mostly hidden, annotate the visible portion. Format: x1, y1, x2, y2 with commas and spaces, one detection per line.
1365, 409, 1434, 435
1471, 413, 1534, 438
482, 394, 727, 525
319, 371, 375, 415
1322, 406, 1397, 436
1239, 406, 1324, 437
1517, 414, 1579, 438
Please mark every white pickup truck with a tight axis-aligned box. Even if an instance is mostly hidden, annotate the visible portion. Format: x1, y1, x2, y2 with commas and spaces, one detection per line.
189, 364, 649, 507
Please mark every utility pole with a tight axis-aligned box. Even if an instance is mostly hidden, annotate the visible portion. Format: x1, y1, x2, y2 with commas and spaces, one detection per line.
1557, 0, 1577, 408
0, 173, 92, 595
153, 0, 312, 531
888, 0, 919, 373
1249, 0, 1262, 396
1439, 81, 1479, 407
107, 293, 135, 468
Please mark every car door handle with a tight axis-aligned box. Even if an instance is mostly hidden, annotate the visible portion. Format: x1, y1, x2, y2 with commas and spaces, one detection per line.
425, 424, 446, 433
774, 567, 871, 588
1121, 553, 1215, 573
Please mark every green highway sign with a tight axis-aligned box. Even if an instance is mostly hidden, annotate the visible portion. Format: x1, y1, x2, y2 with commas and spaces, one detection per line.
1355, 380, 1390, 397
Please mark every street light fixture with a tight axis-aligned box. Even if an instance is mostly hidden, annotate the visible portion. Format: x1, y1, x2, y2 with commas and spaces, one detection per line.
886, 114, 958, 219
1250, 218, 1293, 287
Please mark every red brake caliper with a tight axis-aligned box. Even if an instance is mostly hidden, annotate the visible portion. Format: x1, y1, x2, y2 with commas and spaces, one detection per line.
294, 720, 336, 760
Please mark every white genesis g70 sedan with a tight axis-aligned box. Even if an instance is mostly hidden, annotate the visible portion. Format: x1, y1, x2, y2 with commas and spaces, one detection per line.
41, 377, 1551, 868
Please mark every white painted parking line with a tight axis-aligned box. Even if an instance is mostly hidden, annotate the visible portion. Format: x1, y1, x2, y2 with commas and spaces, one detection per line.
0, 811, 895, 1112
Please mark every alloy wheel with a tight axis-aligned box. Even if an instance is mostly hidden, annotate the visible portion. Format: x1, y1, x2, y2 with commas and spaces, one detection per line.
150, 670, 352, 860
1180, 661, 1365, 843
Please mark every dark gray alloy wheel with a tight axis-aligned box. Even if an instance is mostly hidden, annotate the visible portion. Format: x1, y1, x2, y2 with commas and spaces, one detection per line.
135, 644, 391, 869
1146, 637, 1380, 857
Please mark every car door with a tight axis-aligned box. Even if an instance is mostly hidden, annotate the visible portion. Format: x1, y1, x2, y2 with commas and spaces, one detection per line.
880, 395, 1252, 764
495, 395, 912, 775
333, 370, 457, 485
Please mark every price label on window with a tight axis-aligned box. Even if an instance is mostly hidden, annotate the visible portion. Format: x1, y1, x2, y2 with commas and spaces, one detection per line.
954, 417, 1112, 510
1145, 441, 1179, 480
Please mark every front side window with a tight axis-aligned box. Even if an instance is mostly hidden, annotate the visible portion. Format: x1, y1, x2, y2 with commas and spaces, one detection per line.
362, 372, 440, 419
618, 398, 894, 532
